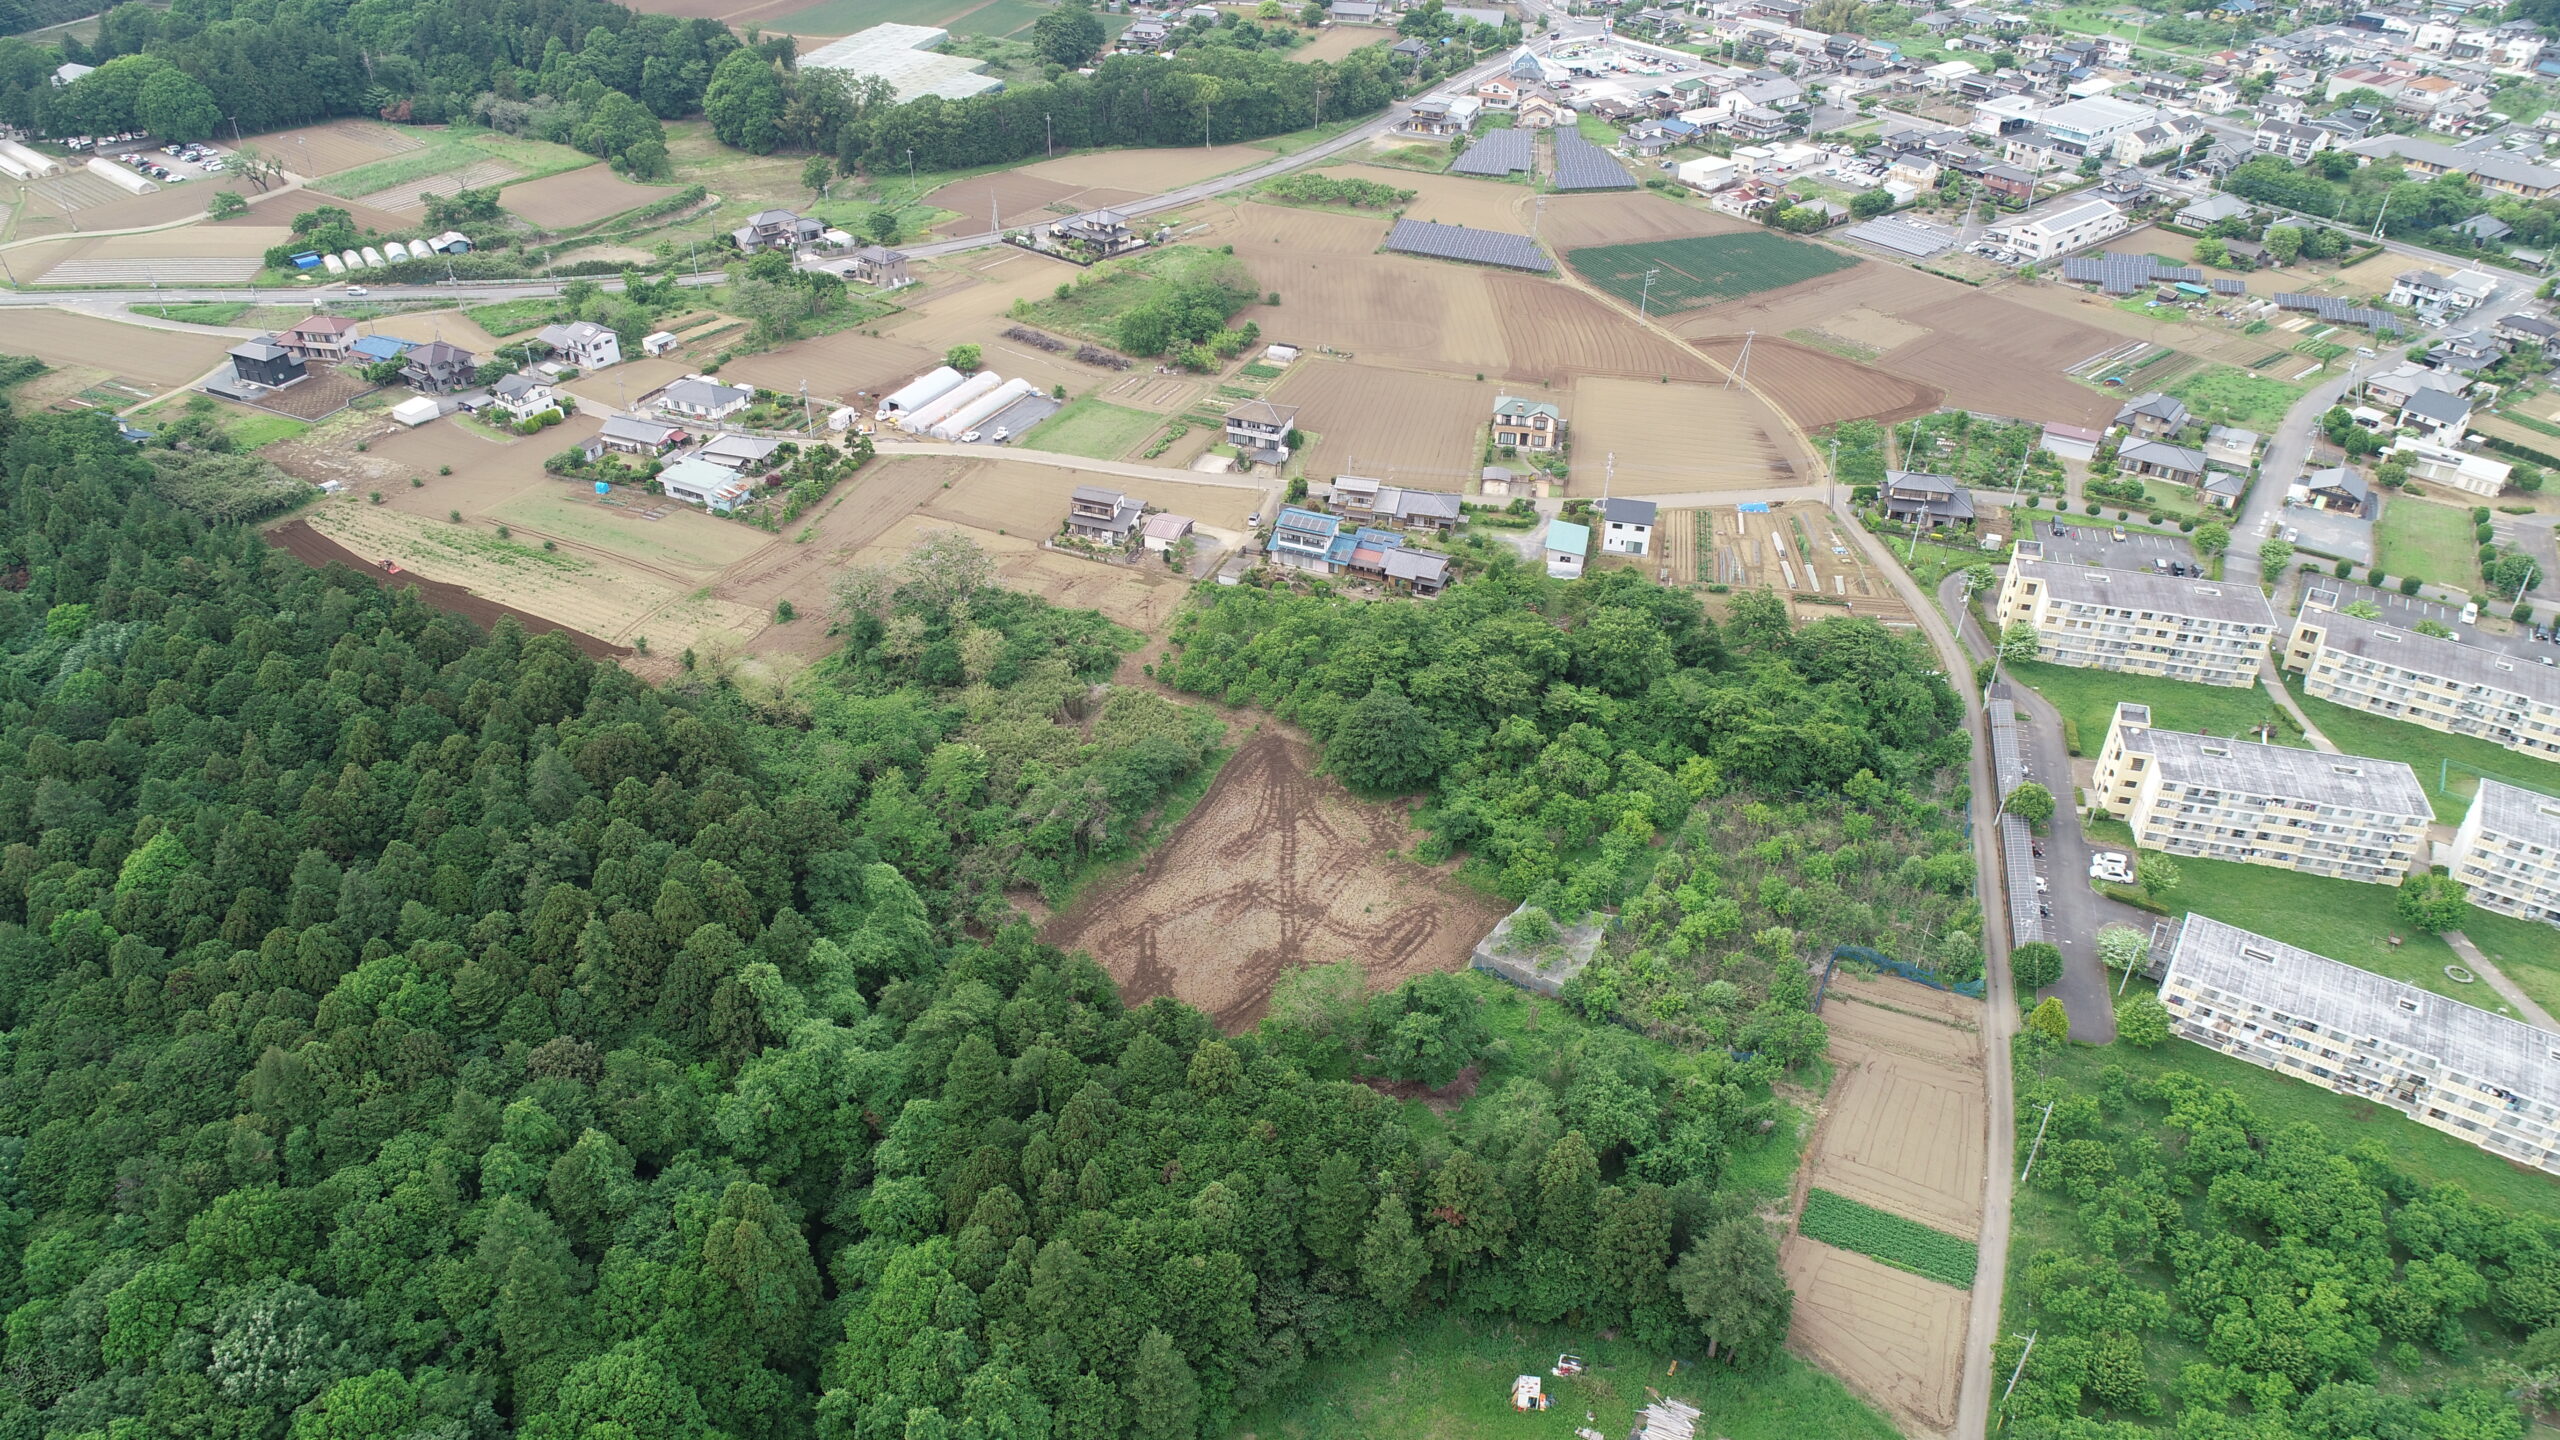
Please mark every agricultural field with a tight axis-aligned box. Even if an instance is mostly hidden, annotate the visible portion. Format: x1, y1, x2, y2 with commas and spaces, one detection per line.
2375, 493, 2481, 587
925, 170, 1147, 237
1043, 729, 1513, 1030
128, 394, 309, 451
1797, 1190, 1979, 1288
1689, 501, 1916, 626
1566, 232, 1861, 315
1688, 332, 1936, 431
1272, 360, 1490, 484
10, 308, 231, 388
2165, 362, 2304, 430
305, 126, 588, 201
251, 118, 423, 178
1025, 397, 1165, 459
1566, 376, 1805, 496
503, 164, 676, 228
1784, 970, 1984, 1439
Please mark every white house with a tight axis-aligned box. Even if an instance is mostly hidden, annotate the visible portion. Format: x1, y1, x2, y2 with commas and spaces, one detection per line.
1545, 519, 1589, 580
2388, 267, 2498, 320
658, 457, 757, 514
657, 377, 753, 423
1986, 198, 2126, 262
490, 374, 559, 423
537, 320, 623, 370
1601, 497, 1657, 556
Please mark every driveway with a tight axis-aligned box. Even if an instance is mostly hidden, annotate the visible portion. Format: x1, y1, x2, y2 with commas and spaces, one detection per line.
1940, 571, 2142, 1042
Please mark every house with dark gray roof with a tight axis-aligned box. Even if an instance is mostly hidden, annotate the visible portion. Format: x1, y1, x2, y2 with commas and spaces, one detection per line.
1880, 470, 1974, 526
1601, 497, 1657, 555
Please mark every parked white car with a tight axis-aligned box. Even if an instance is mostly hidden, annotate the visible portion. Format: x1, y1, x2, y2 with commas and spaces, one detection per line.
2088, 851, 2133, 884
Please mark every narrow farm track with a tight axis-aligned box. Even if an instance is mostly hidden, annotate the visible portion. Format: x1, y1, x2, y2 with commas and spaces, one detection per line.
1561, 251, 2016, 1440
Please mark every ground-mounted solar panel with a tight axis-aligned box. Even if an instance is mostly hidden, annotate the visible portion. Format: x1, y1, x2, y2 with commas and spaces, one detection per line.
2273, 292, 2393, 329
1840, 216, 1955, 259
1451, 128, 1533, 177
2062, 251, 2205, 294
1552, 131, 1636, 191
2212, 278, 2246, 294
1385, 218, 1554, 271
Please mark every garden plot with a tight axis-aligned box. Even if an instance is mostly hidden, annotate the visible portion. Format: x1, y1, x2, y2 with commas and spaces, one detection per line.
1274, 360, 1490, 485
365, 158, 522, 213
1044, 730, 1513, 1031
504, 165, 675, 228
721, 331, 942, 407
1564, 377, 1803, 495
926, 171, 1146, 237
1781, 1238, 1969, 1440
1022, 142, 1274, 190
1805, 971, 1984, 1240
1698, 502, 1916, 627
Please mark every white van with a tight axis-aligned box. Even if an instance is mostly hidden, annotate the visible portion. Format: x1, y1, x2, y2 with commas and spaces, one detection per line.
2461, 601, 2479, 625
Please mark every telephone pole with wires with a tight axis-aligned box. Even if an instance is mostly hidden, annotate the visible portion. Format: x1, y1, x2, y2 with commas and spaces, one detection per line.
1638, 266, 1660, 321
1725, 329, 1754, 390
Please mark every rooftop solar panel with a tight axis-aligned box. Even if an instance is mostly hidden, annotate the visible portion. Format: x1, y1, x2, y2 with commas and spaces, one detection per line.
1385, 218, 1554, 271
1451, 129, 1533, 177
1552, 131, 1636, 191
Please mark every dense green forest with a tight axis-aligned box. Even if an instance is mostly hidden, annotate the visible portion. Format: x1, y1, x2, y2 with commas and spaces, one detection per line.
2000, 1029, 2560, 1440
0, 407, 1815, 1440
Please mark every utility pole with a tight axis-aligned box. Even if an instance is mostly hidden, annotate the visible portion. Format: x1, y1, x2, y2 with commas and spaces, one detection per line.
1637, 265, 1659, 321
1726, 329, 1754, 390
800, 378, 813, 435
1999, 1332, 2040, 1421
1045, 112, 1054, 157
2017, 1100, 2057, 1184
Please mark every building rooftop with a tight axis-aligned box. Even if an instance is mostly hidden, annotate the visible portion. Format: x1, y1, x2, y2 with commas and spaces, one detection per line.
2011, 548, 2276, 627
2120, 438, 2209, 472
2300, 594, 2560, 707
1226, 398, 1301, 427
1546, 519, 1591, 552
2166, 913, 2560, 1102
2110, 701, 2428, 817
1493, 394, 1563, 420
798, 23, 1003, 103
2473, 777, 2560, 844
1603, 497, 1658, 526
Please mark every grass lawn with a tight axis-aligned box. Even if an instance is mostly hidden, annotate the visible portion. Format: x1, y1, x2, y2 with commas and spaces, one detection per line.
2079, 818, 2526, 1018
1222, 1311, 1901, 1440
1874, 524, 2000, 593
2281, 674, 2560, 825
465, 297, 566, 337
2457, 907, 2560, 1020
2008, 660, 2297, 758
1575, 112, 1618, 144
2375, 494, 2482, 589
2166, 364, 2305, 431
1024, 397, 1161, 459
134, 301, 250, 326
129, 395, 309, 451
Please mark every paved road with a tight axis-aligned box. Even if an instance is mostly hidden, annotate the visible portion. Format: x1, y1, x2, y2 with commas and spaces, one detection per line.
870, 437, 1272, 491
1937, 572, 2129, 1044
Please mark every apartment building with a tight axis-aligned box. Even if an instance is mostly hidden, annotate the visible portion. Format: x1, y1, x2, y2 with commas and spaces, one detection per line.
1995, 544, 2276, 687
2092, 703, 2429, 883
2449, 778, 2560, 924
2285, 590, 2560, 764
2158, 914, 2560, 1176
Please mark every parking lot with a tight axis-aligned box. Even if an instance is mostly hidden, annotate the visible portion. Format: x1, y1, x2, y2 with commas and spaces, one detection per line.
2030, 518, 2200, 572
2277, 501, 2376, 568
95, 138, 230, 185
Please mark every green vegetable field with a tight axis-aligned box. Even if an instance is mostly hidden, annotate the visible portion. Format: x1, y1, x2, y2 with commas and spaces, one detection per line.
1566, 232, 1858, 314
1798, 1189, 1979, 1287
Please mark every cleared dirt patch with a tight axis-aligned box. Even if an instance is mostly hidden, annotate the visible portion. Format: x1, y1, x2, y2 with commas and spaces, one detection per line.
1782, 1237, 1968, 1440
927, 171, 1146, 237
504, 165, 676, 228
860, 511, 1190, 631
12, 308, 231, 387
1689, 331, 1936, 430
1024, 143, 1273, 190
260, 119, 423, 178
1538, 190, 1753, 250
1492, 275, 1721, 385
1275, 359, 1490, 485
1566, 377, 1804, 495
1291, 24, 1388, 61
267, 518, 629, 657
721, 331, 943, 406
561, 357, 695, 411
1045, 730, 1511, 1030
1345, 163, 1532, 232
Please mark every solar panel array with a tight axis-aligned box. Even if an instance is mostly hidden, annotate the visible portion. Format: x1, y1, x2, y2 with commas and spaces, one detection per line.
1552, 131, 1636, 191
2274, 292, 2395, 329
2211, 277, 2246, 295
1840, 216, 1956, 259
1451, 128, 1533, 177
1385, 218, 1554, 272
2058, 251, 2203, 294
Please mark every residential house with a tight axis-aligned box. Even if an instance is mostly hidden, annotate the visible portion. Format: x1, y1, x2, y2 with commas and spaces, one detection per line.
2295, 464, 2372, 515
2201, 470, 2248, 510
1381, 549, 1452, 596
657, 457, 757, 514
2092, 702, 2429, 884
2176, 192, 2252, 229
401, 341, 476, 394
1477, 76, 1520, 110
348, 335, 412, 365
695, 434, 785, 472
1601, 497, 1657, 556
1880, 470, 1975, 526
1270, 506, 1342, 571
2343, 134, 2560, 200
1517, 94, 1572, 129
1492, 394, 1564, 451
2399, 386, 2473, 439
536, 320, 622, 371
2388, 434, 2511, 497
732, 208, 823, 253
226, 338, 305, 390
1053, 208, 1145, 255
586, 415, 684, 460
2119, 439, 2208, 486
1979, 163, 2037, 205
1064, 485, 1145, 544
2287, 590, 2560, 764
1119, 18, 1170, 49
1995, 543, 2276, 686
2457, 213, 2515, 245
1224, 398, 1299, 467
848, 246, 913, 287
2388, 267, 2500, 321
2204, 425, 2260, 471
278, 313, 361, 363
2115, 391, 2191, 439
1544, 519, 1589, 579
2495, 312, 2560, 356
2364, 363, 2467, 414
2255, 118, 2331, 161
1404, 95, 1484, 136
657, 377, 753, 424
490, 374, 559, 423
2155, 914, 2560, 1176
2449, 779, 2560, 924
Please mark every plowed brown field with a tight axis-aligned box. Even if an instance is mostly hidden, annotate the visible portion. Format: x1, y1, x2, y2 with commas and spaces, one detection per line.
1879, 294, 2122, 429
1537, 189, 1753, 250
1689, 332, 1936, 429
1275, 360, 1491, 483
1492, 274, 1721, 385
505, 165, 674, 228
1045, 730, 1510, 1030
927, 172, 1146, 236
1566, 377, 1805, 495
1783, 1238, 1969, 1440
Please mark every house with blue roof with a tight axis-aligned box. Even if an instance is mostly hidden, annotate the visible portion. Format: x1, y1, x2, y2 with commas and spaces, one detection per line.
349, 335, 414, 364
1544, 519, 1589, 580
1271, 507, 1341, 572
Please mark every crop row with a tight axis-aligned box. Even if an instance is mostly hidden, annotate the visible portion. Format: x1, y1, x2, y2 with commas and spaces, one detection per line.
1798, 1188, 1978, 1288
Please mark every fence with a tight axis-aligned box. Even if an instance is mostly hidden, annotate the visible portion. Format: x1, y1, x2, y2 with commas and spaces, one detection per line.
1828, 943, 1988, 1000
